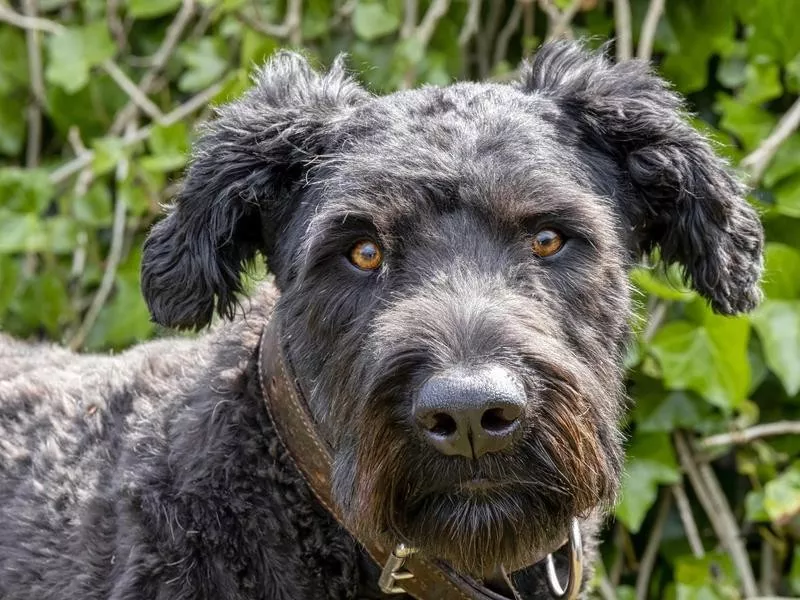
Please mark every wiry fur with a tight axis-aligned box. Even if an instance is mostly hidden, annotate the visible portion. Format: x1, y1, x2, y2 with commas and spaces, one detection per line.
1, 42, 762, 598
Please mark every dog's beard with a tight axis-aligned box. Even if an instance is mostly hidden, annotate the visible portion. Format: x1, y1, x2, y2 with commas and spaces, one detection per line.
335, 369, 620, 578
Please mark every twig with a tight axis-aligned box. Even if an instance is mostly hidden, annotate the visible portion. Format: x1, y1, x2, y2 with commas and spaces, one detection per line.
0, 4, 62, 33
415, 0, 451, 49
477, 0, 504, 78
110, 0, 196, 135
642, 300, 668, 343
700, 421, 800, 448
760, 539, 775, 596
401, 0, 418, 39
101, 60, 163, 121
22, 0, 45, 168
49, 82, 223, 186
671, 483, 705, 558
741, 96, 800, 183
458, 0, 482, 48
106, 0, 126, 50
493, 1, 523, 67
614, 0, 633, 61
636, 0, 665, 61
235, 0, 301, 43
635, 491, 672, 600
547, 0, 582, 41
67, 121, 135, 351
674, 431, 758, 598
596, 577, 618, 600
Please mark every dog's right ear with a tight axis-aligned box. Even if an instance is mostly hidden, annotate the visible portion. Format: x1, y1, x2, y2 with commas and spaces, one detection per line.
141, 53, 368, 330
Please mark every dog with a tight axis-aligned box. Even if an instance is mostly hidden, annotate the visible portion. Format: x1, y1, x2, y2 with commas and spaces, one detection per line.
0, 41, 763, 599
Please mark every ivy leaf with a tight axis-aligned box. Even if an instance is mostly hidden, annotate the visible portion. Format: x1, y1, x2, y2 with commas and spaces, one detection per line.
178, 38, 228, 93
140, 122, 189, 173
649, 314, 751, 411
751, 300, 800, 396
0, 212, 48, 254
675, 552, 739, 600
45, 23, 116, 94
616, 433, 681, 532
353, 1, 401, 41
761, 243, 800, 300
128, 0, 182, 19
0, 168, 54, 214
763, 462, 800, 525
630, 267, 696, 303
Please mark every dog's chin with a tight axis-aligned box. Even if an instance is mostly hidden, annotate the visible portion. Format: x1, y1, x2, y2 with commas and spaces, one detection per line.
391, 487, 572, 578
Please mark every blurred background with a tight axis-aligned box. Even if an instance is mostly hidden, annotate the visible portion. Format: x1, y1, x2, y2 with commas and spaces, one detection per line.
0, 0, 798, 598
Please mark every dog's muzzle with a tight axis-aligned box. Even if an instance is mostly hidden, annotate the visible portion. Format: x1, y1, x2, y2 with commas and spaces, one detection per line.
257, 317, 584, 600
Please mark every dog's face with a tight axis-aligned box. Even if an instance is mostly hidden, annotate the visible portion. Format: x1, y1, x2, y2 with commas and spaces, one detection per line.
140, 43, 763, 576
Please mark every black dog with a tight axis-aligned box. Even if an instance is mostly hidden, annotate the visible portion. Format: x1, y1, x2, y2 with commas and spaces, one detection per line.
0, 42, 762, 599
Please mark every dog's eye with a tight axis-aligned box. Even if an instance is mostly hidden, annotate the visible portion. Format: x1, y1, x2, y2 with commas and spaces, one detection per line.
349, 240, 383, 271
531, 229, 564, 258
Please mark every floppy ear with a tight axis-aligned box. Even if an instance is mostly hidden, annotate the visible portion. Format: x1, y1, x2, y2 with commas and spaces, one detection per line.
141, 53, 368, 330
519, 42, 764, 314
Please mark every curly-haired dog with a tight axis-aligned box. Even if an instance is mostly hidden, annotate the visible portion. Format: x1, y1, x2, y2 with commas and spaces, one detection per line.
0, 42, 762, 599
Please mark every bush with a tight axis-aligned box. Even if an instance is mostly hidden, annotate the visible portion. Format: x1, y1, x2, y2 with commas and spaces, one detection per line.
0, 0, 798, 597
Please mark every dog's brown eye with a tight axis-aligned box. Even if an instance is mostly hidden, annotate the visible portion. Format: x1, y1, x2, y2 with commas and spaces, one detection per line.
349, 240, 383, 271
531, 229, 564, 258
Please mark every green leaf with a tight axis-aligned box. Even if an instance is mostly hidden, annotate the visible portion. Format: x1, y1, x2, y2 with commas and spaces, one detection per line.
737, 0, 800, 65
71, 183, 113, 227
0, 26, 29, 95
630, 267, 696, 302
715, 93, 777, 152
616, 433, 680, 532
660, 0, 735, 93
761, 243, 800, 300
140, 122, 189, 173
649, 314, 751, 410
178, 37, 228, 93
739, 60, 783, 104
0, 168, 54, 214
353, 1, 401, 41
763, 461, 800, 525
751, 300, 800, 396
9, 268, 71, 337
763, 134, 800, 187
128, 0, 182, 19
773, 173, 800, 218
633, 388, 708, 433
744, 489, 770, 522
91, 136, 130, 177
0, 212, 48, 254
45, 23, 116, 94
0, 257, 21, 319
675, 552, 738, 600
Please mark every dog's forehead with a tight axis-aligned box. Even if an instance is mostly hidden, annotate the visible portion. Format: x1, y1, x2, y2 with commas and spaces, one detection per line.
308, 82, 616, 233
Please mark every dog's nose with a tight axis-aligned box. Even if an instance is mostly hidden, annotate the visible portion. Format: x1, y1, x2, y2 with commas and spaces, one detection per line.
413, 366, 525, 458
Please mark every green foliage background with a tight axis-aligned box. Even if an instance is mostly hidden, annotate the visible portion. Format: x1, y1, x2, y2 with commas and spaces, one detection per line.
0, 0, 799, 597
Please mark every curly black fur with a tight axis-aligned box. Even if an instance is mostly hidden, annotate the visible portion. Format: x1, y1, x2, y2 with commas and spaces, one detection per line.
1, 42, 762, 599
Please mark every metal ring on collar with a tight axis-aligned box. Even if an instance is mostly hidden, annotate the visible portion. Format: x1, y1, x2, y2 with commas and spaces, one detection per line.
545, 518, 583, 600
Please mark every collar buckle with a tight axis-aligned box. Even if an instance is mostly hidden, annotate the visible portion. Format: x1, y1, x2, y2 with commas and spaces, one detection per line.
378, 543, 417, 594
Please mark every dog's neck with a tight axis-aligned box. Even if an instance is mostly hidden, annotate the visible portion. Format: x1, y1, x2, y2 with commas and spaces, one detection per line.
256, 315, 583, 599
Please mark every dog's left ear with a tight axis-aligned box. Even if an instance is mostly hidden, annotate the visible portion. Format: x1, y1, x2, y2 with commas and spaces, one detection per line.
519, 42, 764, 314
141, 53, 369, 330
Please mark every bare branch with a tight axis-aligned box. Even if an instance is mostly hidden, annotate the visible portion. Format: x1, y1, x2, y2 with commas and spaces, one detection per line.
22, 0, 45, 168
110, 0, 195, 134
458, 0, 482, 48
49, 82, 223, 186
0, 4, 62, 33
741, 96, 800, 183
635, 491, 672, 600
674, 432, 758, 598
101, 60, 163, 121
236, 0, 301, 43
548, 0, 582, 41
636, 0, 665, 61
700, 421, 800, 449
67, 122, 135, 351
671, 483, 705, 558
416, 0, 451, 49
493, 1, 523, 67
401, 0, 418, 39
614, 0, 633, 61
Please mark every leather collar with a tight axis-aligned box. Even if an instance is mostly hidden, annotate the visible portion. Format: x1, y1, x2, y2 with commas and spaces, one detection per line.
257, 317, 582, 599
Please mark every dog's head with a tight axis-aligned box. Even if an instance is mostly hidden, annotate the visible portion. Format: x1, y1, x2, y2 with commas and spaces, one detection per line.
141, 42, 763, 576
